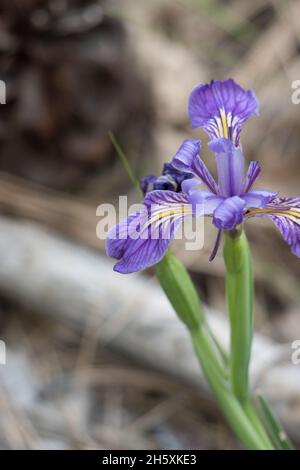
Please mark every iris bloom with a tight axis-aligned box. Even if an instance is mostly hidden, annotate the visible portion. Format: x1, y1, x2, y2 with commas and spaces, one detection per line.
107, 79, 300, 273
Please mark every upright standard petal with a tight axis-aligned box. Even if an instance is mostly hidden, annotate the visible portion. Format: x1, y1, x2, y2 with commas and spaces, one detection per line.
106, 191, 192, 273
188, 79, 259, 145
246, 197, 300, 258
213, 196, 246, 230
209, 138, 245, 198
171, 139, 219, 193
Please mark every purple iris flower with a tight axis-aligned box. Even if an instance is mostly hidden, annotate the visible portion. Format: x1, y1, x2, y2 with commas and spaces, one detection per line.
107, 79, 300, 273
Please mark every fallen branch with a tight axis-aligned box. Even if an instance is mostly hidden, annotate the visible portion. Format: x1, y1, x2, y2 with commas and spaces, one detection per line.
0, 216, 299, 439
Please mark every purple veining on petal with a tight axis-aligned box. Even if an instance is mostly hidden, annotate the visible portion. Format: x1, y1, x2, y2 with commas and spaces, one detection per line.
106, 191, 191, 273
247, 196, 300, 258
107, 74, 300, 272
106, 212, 142, 260
192, 156, 219, 194
243, 161, 261, 193
188, 79, 259, 145
171, 139, 201, 172
143, 189, 189, 207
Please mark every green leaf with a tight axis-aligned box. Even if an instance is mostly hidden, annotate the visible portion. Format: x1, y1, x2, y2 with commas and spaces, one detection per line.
157, 252, 230, 382
156, 250, 204, 332
108, 131, 142, 197
256, 390, 295, 450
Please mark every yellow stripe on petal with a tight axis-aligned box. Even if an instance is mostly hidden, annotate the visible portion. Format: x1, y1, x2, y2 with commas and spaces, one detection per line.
220, 108, 229, 139
246, 207, 300, 222
148, 205, 193, 226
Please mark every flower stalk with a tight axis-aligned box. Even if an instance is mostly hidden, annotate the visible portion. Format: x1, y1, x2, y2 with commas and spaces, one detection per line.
191, 327, 272, 450
156, 251, 273, 450
223, 228, 253, 404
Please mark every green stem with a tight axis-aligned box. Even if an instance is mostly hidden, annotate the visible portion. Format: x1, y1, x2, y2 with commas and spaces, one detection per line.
223, 229, 253, 404
156, 252, 273, 450
191, 327, 273, 450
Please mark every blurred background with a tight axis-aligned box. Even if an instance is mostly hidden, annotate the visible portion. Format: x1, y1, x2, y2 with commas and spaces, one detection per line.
0, 0, 300, 450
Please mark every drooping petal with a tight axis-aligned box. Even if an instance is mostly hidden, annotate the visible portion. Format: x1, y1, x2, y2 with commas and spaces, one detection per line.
112, 235, 171, 274
213, 195, 246, 230
209, 138, 245, 198
106, 191, 192, 273
106, 212, 142, 260
243, 161, 261, 193
171, 139, 219, 193
241, 190, 277, 209
188, 79, 259, 145
246, 197, 300, 258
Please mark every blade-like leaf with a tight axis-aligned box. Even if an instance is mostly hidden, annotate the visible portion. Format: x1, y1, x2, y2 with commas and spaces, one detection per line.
256, 390, 294, 450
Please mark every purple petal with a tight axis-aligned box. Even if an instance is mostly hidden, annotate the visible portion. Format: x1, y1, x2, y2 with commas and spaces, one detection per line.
106, 191, 191, 273
113, 237, 171, 274
247, 196, 300, 258
213, 196, 246, 230
209, 138, 245, 197
243, 161, 261, 193
143, 189, 189, 208
192, 156, 219, 194
171, 139, 201, 172
171, 140, 219, 193
188, 79, 259, 145
106, 212, 142, 260
181, 177, 201, 195
187, 189, 223, 216
241, 190, 277, 209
